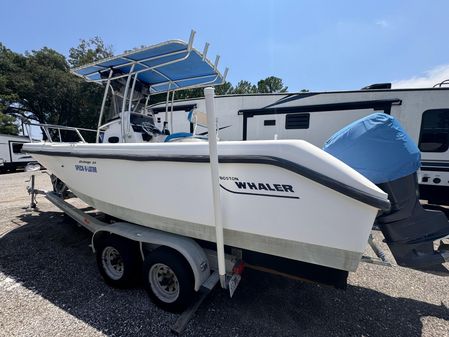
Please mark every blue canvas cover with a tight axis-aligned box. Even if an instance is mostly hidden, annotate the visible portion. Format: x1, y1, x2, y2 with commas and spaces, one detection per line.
323, 113, 421, 184
71, 40, 224, 94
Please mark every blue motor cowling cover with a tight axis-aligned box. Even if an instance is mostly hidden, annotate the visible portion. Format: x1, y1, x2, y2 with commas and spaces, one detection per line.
323, 113, 421, 184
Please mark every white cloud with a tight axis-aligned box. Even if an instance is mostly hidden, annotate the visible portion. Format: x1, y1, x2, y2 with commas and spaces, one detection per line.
392, 64, 449, 88
375, 20, 389, 28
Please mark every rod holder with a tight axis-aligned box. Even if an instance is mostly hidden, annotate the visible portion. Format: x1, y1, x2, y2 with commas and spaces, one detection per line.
188, 30, 196, 51
202, 42, 210, 60
223, 68, 229, 82
214, 55, 220, 69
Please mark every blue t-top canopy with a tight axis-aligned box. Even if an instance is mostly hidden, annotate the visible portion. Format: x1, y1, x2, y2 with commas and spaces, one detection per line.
71, 34, 226, 94
323, 113, 421, 184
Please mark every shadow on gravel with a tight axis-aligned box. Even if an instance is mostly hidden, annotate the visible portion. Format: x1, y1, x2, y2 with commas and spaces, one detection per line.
0, 211, 448, 337
0, 169, 25, 175
414, 264, 449, 277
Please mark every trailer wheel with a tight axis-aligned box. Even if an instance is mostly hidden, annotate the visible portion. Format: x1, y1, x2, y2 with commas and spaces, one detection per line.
143, 247, 195, 313
96, 235, 140, 288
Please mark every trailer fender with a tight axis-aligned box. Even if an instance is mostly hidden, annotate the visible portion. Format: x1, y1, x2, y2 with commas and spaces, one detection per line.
91, 222, 210, 291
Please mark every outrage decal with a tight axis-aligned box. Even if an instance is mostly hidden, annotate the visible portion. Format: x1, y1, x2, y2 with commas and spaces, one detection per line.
219, 176, 299, 199
75, 160, 97, 173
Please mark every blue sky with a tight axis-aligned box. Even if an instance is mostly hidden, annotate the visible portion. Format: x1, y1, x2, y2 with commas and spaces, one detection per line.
2, 0, 449, 91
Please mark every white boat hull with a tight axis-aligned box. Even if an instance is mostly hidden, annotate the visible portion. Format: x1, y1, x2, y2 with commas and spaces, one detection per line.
24, 140, 389, 272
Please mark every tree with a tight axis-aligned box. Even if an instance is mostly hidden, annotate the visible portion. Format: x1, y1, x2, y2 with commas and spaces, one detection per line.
68, 36, 113, 68
233, 80, 257, 94
0, 112, 18, 135
123, 45, 149, 54
0, 43, 25, 114
215, 81, 234, 95
0, 43, 105, 136
257, 76, 288, 93
173, 81, 234, 100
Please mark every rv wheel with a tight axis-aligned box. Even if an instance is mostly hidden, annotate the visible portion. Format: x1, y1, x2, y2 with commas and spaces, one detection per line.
142, 247, 195, 313
96, 235, 141, 288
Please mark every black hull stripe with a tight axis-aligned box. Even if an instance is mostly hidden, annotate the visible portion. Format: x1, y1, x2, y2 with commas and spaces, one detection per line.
26, 149, 390, 211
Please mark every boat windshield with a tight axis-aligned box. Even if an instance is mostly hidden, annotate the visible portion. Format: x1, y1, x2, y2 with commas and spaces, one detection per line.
130, 113, 161, 135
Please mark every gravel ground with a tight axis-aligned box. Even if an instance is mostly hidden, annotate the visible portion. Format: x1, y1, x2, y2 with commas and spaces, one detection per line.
0, 171, 448, 337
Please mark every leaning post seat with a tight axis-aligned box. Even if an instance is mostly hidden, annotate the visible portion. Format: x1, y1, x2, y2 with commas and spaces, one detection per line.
164, 132, 193, 142
324, 113, 449, 268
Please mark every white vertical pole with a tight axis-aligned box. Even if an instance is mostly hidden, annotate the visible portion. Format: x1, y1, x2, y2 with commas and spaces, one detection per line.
204, 86, 226, 288
164, 84, 172, 133
170, 90, 175, 133
120, 64, 135, 143
96, 69, 113, 143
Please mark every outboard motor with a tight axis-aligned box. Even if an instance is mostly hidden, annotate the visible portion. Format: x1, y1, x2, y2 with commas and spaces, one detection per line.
324, 113, 449, 268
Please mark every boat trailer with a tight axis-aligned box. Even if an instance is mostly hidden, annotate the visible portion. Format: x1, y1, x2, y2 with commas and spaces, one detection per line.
27, 174, 244, 335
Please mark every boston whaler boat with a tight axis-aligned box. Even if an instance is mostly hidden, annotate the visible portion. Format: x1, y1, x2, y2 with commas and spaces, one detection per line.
23, 32, 449, 320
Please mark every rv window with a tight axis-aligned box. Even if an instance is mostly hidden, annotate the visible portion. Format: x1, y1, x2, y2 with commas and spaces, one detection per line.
419, 109, 449, 152
12, 143, 24, 154
285, 113, 310, 129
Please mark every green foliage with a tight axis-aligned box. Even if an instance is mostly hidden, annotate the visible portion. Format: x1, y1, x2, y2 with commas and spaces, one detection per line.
171, 76, 289, 100
123, 45, 149, 54
0, 43, 105, 130
0, 43, 25, 114
233, 80, 257, 94
68, 36, 113, 68
0, 112, 18, 135
158, 76, 290, 102
215, 81, 234, 95
257, 76, 288, 93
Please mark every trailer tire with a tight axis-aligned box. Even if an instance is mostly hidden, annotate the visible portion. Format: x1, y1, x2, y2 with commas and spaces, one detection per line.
143, 247, 195, 313
96, 235, 141, 288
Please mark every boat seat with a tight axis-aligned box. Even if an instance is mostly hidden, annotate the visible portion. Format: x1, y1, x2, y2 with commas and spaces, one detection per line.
164, 110, 210, 143
164, 132, 193, 142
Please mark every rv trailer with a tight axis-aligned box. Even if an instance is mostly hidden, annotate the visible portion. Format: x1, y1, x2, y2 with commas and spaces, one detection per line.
148, 85, 449, 205
0, 133, 34, 172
